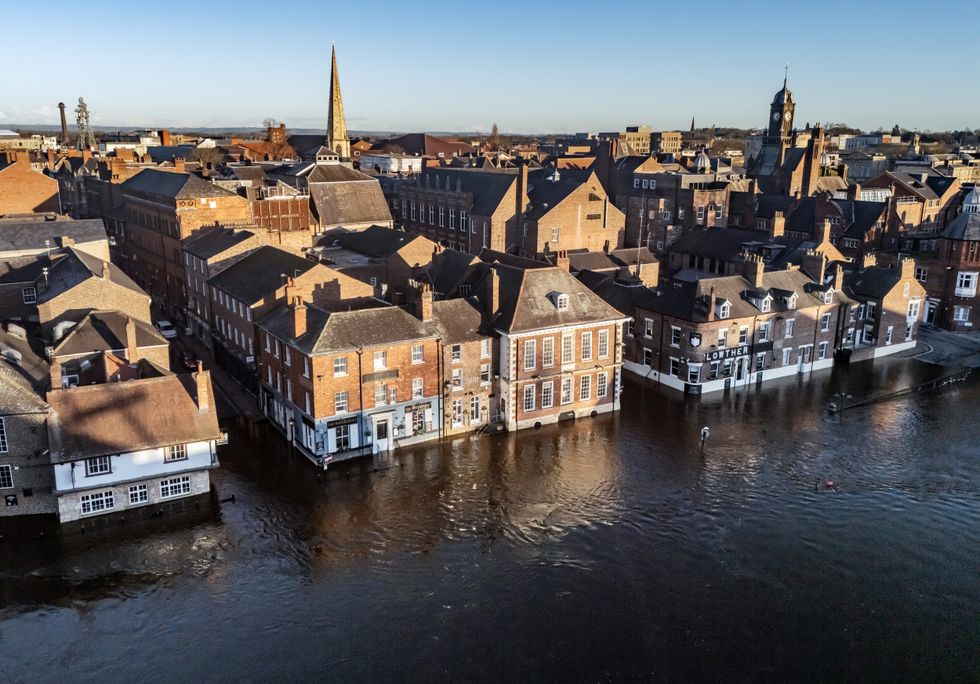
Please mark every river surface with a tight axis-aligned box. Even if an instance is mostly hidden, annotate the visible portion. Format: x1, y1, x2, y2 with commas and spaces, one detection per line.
1, 357, 977, 682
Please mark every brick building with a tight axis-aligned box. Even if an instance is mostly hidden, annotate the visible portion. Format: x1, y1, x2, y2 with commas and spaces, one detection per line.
0, 363, 55, 523
475, 263, 628, 430
842, 256, 925, 358
119, 169, 252, 318
0, 156, 60, 215
862, 170, 961, 233
256, 301, 441, 465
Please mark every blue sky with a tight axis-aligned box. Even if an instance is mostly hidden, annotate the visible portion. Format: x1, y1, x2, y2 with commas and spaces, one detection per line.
1, 0, 976, 134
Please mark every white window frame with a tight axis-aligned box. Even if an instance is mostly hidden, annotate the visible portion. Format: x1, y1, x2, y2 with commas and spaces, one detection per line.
160, 476, 191, 499
85, 455, 111, 477
523, 384, 535, 412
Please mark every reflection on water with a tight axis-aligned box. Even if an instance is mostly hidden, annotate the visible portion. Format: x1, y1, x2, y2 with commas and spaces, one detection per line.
0, 357, 977, 682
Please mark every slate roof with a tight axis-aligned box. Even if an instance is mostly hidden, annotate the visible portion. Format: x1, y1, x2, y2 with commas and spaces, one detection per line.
0, 254, 49, 284
374, 133, 476, 157
421, 169, 516, 216
52, 311, 168, 358
0, 361, 48, 415
843, 266, 903, 299
286, 134, 327, 158
669, 227, 774, 262
568, 247, 657, 273
310, 181, 392, 227
576, 270, 661, 316
525, 168, 596, 221
424, 248, 484, 296
427, 298, 486, 343
46, 371, 220, 463
34, 248, 145, 302
837, 199, 887, 239
145, 146, 196, 163
182, 226, 256, 260
484, 264, 626, 333
122, 168, 236, 199
941, 210, 980, 241
332, 225, 423, 259
208, 246, 314, 304
0, 217, 106, 254
307, 164, 373, 183
259, 303, 435, 354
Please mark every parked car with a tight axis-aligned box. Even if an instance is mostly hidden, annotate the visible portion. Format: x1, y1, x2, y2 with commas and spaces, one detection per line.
156, 320, 177, 340
180, 350, 199, 371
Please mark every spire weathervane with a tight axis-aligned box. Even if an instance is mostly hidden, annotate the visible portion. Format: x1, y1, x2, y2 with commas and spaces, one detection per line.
784, 62, 789, 88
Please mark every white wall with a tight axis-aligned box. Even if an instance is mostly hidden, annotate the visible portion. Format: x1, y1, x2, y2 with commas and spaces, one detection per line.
54, 440, 215, 493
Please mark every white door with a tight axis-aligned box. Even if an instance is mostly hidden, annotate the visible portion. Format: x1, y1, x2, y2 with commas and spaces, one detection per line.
374, 418, 390, 455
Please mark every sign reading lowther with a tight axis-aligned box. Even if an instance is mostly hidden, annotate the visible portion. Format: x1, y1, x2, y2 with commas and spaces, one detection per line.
703, 345, 749, 362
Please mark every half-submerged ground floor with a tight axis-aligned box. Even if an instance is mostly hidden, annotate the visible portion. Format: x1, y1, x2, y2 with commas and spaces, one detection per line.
55, 470, 213, 524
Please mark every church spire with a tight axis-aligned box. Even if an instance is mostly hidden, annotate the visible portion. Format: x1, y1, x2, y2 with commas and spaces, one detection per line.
326, 44, 351, 159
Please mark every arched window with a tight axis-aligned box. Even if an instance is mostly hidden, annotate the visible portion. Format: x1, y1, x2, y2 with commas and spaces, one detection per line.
556, 294, 569, 311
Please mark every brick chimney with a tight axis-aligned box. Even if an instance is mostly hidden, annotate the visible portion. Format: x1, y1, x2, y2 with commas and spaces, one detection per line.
832, 264, 844, 291
125, 316, 138, 361
101, 260, 111, 279
818, 218, 832, 244
847, 183, 861, 201
160, 129, 172, 146
743, 254, 765, 288
417, 284, 434, 322
516, 161, 528, 219
487, 267, 501, 319
174, 158, 186, 174
900, 257, 915, 281
194, 363, 211, 414
862, 252, 878, 268
291, 296, 307, 338
771, 211, 785, 239
706, 286, 716, 322
49, 357, 61, 390
555, 250, 570, 271
46, 148, 55, 170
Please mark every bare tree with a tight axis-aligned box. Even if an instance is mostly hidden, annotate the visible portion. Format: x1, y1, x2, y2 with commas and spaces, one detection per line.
489, 123, 502, 151
262, 117, 280, 129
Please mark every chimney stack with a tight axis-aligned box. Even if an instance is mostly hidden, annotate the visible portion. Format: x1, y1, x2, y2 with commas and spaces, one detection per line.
174, 158, 186, 174
417, 284, 433, 322
487, 267, 501, 319
801, 249, 826, 284
900, 257, 915, 281
291, 296, 307, 338
516, 161, 528, 219
49, 357, 62, 390
58, 102, 69, 145
862, 252, 878, 269
46, 148, 55, 170
555, 250, 570, 272
125, 316, 138, 361
101, 260, 111, 279
771, 211, 785, 239
819, 218, 833, 244
847, 183, 861, 201
832, 264, 844, 292
160, 129, 172, 146
194, 362, 211, 414
707, 286, 716, 322
744, 254, 765, 288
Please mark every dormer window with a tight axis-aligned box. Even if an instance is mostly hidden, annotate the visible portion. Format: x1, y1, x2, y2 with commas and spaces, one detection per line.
785, 293, 798, 310
760, 296, 772, 313
822, 289, 834, 304
555, 293, 569, 311
716, 300, 731, 319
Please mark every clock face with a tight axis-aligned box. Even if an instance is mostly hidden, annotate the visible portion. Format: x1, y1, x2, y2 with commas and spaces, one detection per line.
772, 112, 781, 122
784, 111, 792, 121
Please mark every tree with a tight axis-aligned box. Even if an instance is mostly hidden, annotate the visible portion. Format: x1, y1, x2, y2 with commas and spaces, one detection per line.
489, 123, 502, 151
262, 117, 280, 129
891, 124, 901, 136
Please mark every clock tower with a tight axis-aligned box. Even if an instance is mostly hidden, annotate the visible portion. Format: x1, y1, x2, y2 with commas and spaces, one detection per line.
765, 73, 795, 144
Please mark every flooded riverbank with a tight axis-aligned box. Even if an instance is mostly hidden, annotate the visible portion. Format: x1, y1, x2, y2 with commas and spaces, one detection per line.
1, 356, 977, 682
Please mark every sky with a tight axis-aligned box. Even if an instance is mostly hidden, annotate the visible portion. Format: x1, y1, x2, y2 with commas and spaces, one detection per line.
2, 0, 977, 134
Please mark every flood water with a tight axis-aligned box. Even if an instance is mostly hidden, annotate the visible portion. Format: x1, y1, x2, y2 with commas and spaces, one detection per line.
1, 357, 977, 682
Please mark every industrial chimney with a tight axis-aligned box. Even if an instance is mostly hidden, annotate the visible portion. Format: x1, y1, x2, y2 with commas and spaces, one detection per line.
58, 102, 69, 145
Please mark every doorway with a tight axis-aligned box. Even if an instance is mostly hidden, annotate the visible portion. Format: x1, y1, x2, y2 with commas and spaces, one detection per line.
374, 419, 390, 455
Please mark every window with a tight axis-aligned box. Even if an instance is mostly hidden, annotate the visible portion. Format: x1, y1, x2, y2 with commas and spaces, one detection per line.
560, 378, 573, 404
165, 444, 187, 462
908, 299, 920, 320
451, 344, 462, 363
818, 341, 828, 360
374, 383, 388, 406
273, 340, 280, 359
643, 348, 653, 366
452, 368, 463, 390
662, 210, 671, 221
541, 337, 554, 367
452, 399, 463, 425
470, 396, 481, 424
0, 418, 6, 453
264, 333, 271, 353
0, 464, 11, 489
80, 490, 114, 515
581, 332, 593, 361
633, 179, 640, 188
411, 344, 424, 364
429, 206, 434, 224
335, 424, 351, 451
305, 391, 312, 415
821, 313, 831, 332
85, 455, 111, 477
21, 287, 36, 305
670, 326, 681, 347
284, 347, 291, 367
696, 206, 705, 221
756, 352, 766, 371
642, 319, 653, 339
523, 385, 536, 412
561, 335, 574, 364
335, 391, 349, 413
556, 294, 569, 311
669, 357, 680, 376
480, 363, 491, 384
401, 200, 406, 219
480, 338, 491, 358
905, 323, 913, 341
412, 377, 424, 399
953, 306, 970, 322
524, 339, 536, 370
597, 330, 609, 358
160, 476, 191, 499
718, 302, 731, 319
439, 207, 445, 227
738, 326, 748, 344
717, 329, 727, 348
303, 356, 310, 378
782, 347, 792, 366
915, 266, 928, 283
551, 227, 560, 244
449, 208, 456, 230
128, 483, 148, 505
373, 351, 387, 370
579, 375, 592, 400
760, 297, 772, 313
687, 363, 701, 384
714, 207, 723, 220
785, 319, 795, 338
410, 201, 416, 221
955, 271, 978, 296
597, 372, 608, 399
885, 326, 893, 344
541, 381, 554, 408
627, 319, 635, 337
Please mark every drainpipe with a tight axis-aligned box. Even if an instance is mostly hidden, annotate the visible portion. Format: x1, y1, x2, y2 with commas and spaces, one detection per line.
356, 347, 364, 455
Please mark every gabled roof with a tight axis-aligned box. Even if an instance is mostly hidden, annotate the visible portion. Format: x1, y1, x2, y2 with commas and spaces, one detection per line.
669, 227, 774, 262
941, 211, 980, 241
427, 298, 487, 343
307, 164, 373, 183
332, 225, 425, 259
421, 169, 516, 216
46, 371, 220, 462
843, 265, 904, 299
52, 311, 168, 358
309, 180, 392, 227
208, 245, 313, 304
0, 361, 48, 415
576, 270, 660, 316
525, 168, 599, 221
373, 133, 476, 157
122, 168, 237, 199
424, 248, 483, 296
259, 303, 435, 354
0, 217, 106, 254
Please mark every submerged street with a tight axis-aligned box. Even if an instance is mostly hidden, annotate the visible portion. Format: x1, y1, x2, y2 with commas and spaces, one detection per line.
0, 356, 977, 682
